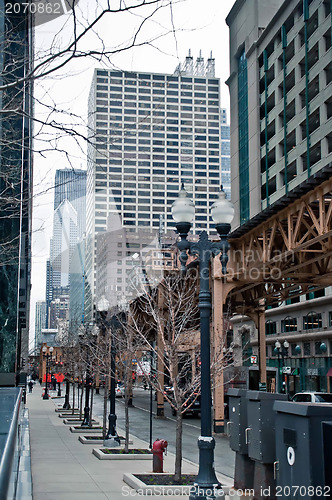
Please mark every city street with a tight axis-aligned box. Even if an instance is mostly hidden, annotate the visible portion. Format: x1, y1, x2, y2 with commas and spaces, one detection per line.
91, 386, 235, 479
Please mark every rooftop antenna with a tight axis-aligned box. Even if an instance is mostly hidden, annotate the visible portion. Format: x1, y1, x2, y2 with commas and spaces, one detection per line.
206, 51, 215, 77
195, 50, 205, 76
183, 49, 194, 76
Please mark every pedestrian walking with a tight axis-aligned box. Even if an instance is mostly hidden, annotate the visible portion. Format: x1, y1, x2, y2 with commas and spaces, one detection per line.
28, 380, 34, 393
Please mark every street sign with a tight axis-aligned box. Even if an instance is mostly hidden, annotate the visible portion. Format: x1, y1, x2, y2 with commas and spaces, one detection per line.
250, 355, 258, 364
282, 366, 292, 374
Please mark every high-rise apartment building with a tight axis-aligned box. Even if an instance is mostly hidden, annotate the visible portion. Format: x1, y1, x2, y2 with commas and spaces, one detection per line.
86, 53, 224, 317
0, 4, 33, 384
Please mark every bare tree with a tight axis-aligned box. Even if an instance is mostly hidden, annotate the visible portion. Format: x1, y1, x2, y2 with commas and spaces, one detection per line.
124, 266, 236, 481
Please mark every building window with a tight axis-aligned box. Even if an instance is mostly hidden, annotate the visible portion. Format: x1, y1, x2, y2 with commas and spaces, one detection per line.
303, 312, 322, 330
265, 320, 277, 335
304, 342, 311, 356
238, 50, 249, 224
281, 316, 297, 333
329, 311, 332, 326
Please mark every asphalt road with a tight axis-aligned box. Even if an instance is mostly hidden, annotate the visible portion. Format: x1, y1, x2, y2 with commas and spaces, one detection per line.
91, 386, 235, 479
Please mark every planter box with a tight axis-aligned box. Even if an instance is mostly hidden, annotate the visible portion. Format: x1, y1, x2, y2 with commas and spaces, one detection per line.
123, 474, 231, 496
63, 418, 99, 425
93, 448, 152, 460
70, 426, 103, 433
55, 407, 79, 413
79, 435, 132, 445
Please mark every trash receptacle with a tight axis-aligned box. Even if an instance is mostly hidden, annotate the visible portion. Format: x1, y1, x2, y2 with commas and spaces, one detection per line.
274, 401, 332, 499
228, 388, 254, 490
246, 391, 288, 499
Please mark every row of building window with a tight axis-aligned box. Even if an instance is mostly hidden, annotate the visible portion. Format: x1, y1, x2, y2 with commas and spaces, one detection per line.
96, 70, 219, 83
265, 311, 329, 334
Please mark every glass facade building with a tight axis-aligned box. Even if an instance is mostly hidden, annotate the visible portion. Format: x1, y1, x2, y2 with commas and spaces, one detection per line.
0, 3, 33, 384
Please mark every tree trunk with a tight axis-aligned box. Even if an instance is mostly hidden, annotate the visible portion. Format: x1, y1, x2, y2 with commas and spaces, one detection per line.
71, 382, 75, 415
79, 382, 84, 419
124, 391, 129, 453
174, 412, 183, 482
90, 381, 94, 426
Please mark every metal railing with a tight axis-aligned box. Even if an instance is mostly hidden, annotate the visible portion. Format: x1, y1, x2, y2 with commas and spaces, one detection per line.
0, 388, 23, 500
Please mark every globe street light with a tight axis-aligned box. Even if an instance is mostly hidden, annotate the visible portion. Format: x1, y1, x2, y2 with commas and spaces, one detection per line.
42, 346, 54, 400
171, 185, 234, 500
97, 296, 120, 447
274, 339, 289, 393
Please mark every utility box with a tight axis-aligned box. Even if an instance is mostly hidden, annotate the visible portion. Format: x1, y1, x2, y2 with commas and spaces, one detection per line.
274, 401, 332, 498
228, 388, 249, 454
247, 391, 288, 463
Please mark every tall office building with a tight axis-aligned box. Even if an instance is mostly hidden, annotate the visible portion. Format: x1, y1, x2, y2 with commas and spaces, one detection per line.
0, 4, 33, 384
54, 169, 87, 239
227, 0, 332, 392
46, 169, 86, 329
69, 239, 85, 333
85, 53, 223, 317
35, 301, 46, 350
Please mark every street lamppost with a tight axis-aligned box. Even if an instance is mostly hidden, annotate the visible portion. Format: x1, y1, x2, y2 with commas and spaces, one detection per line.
80, 324, 94, 427
274, 339, 289, 393
171, 185, 234, 500
97, 296, 120, 447
294, 344, 305, 392
42, 346, 54, 400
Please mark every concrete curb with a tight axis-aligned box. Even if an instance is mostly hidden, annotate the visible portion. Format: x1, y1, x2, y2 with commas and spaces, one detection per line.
93, 448, 152, 460
123, 473, 234, 497
78, 435, 133, 445
69, 425, 103, 433
63, 418, 99, 425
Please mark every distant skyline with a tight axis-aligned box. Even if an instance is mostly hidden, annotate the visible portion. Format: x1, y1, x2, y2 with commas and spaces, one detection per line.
30, 0, 236, 348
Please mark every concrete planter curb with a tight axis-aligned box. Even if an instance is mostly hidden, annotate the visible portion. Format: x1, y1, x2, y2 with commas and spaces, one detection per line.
57, 412, 80, 418
63, 418, 99, 425
93, 448, 152, 460
78, 435, 133, 445
123, 473, 232, 496
70, 426, 103, 433
55, 407, 79, 413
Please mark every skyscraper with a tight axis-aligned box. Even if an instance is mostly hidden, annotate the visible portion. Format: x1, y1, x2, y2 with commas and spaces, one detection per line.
46, 169, 86, 329
54, 169, 87, 239
35, 301, 46, 350
86, 53, 224, 318
0, 3, 33, 384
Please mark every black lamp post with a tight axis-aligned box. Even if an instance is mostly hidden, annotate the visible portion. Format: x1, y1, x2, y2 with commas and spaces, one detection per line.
274, 339, 289, 393
80, 324, 94, 428
97, 296, 120, 447
42, 346, 53, 400
171, 185, 234, 500
63, 378, 71, 409
294, 344, 304, 392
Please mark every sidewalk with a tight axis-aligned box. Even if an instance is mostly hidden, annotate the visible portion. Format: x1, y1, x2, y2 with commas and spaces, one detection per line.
26, 385, 234, 500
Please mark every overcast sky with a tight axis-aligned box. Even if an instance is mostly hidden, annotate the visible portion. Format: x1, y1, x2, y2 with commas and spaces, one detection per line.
29, 0, 236, 348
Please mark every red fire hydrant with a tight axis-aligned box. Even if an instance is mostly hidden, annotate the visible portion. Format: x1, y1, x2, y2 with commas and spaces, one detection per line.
152, 439, 168, 472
